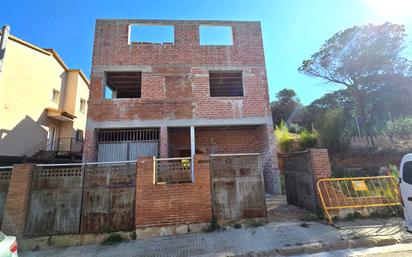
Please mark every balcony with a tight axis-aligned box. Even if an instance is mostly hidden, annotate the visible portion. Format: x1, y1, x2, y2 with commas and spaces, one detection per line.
33, 137, 83, 160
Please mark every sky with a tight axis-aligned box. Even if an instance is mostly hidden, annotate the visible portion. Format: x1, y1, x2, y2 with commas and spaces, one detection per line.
1, 0, 412, 104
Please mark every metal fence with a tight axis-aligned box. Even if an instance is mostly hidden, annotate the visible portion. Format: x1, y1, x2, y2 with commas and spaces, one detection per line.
25, 166, 83, 236
97, 128, 159, 162
155, 157, 192, 184
317, 176, 401, 224
210, 153, 266, 220
283, 151, 319, 212
24, 161, 137, 237
81, 162, 136, 233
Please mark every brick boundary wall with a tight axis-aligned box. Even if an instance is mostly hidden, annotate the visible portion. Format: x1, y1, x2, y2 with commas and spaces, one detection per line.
308, 149, 332, 210
1, 164, 34, 237
135, 154, 212, 228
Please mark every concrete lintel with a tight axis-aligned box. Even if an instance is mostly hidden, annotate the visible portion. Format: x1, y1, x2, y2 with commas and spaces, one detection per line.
86, 116, 272, 130
92, 65, 152, 74
97, 19, 260, 26
160, 64, 264, 68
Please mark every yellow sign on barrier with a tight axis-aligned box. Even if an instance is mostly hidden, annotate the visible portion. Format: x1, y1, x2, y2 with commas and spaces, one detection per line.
351, 180, 368, 191
317, 176, 401, 224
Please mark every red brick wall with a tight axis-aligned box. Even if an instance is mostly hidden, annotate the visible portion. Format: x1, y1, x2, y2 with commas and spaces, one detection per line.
92, 20, 265, 66
141, 73, 166, 99
135, 155, 212, 228
84, 20, 279, 193
168, 127, 260, 157
1, 164, 34, 236
87, 20, 271, 123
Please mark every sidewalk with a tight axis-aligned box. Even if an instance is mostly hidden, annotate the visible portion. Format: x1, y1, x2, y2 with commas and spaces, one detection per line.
20, 218, 412, 257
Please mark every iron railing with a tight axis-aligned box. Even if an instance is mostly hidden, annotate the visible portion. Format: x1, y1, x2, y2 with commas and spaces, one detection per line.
44, 137, 83, 153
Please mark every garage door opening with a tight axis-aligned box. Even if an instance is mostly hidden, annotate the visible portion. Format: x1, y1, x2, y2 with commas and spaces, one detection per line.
97, 128, 159, 162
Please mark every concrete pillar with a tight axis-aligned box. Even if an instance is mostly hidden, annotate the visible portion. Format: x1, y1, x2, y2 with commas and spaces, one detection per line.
159, 126, 168, 158
1, 164, 34, 237
190, 126, 195, 182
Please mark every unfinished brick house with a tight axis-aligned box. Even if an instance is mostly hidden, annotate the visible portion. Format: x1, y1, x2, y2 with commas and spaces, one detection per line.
83, 19, 280, 194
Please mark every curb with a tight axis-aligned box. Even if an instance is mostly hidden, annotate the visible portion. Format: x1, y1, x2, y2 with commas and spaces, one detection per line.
237, 236, 410, 256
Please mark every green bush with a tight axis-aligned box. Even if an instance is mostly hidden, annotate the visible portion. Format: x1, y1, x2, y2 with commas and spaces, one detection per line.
387, 163, 399, 177
344, 211, 364, 221
382, 116, 412, 137
204, 216, 221, 233
246, 220, 264, 228
101, 233, 124, 245
299, 129, 318, 149
233, 223, 242, 229
274, 120, 294, 153
275, 121, 319, 152
288, 122, 303, 133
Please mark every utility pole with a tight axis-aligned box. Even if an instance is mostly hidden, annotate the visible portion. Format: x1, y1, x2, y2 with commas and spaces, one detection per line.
354, 115, 361, 137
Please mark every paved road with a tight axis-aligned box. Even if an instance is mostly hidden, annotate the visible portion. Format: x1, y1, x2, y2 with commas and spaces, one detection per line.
295, 243, 412, 257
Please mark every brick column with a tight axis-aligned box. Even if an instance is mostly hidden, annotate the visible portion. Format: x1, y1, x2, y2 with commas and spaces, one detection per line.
1, 164, 34, 237
83, 129, 96, 162
309, 148, 332, 181
309, 149, 332, 211
159, 126, 168, 158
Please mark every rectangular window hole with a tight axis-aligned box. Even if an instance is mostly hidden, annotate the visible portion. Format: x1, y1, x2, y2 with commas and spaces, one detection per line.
200, 25, 233, 45
129, 24, 174, 45
209, 71, 243, 97
79, 98, 86, 113
52, 89, 60, 103
105, 71, 142, 99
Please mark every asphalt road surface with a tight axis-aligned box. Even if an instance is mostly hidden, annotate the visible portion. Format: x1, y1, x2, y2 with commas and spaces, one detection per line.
295, 243, 412, 257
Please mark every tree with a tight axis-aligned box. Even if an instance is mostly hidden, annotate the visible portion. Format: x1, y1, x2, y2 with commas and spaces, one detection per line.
299, 22, 412, 139
270, 88, 302, 126
318, 109, 348, 153
296, 90, 352, 131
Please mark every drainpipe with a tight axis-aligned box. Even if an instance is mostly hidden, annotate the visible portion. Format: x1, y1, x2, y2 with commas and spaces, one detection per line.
0, 25, 10, 72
